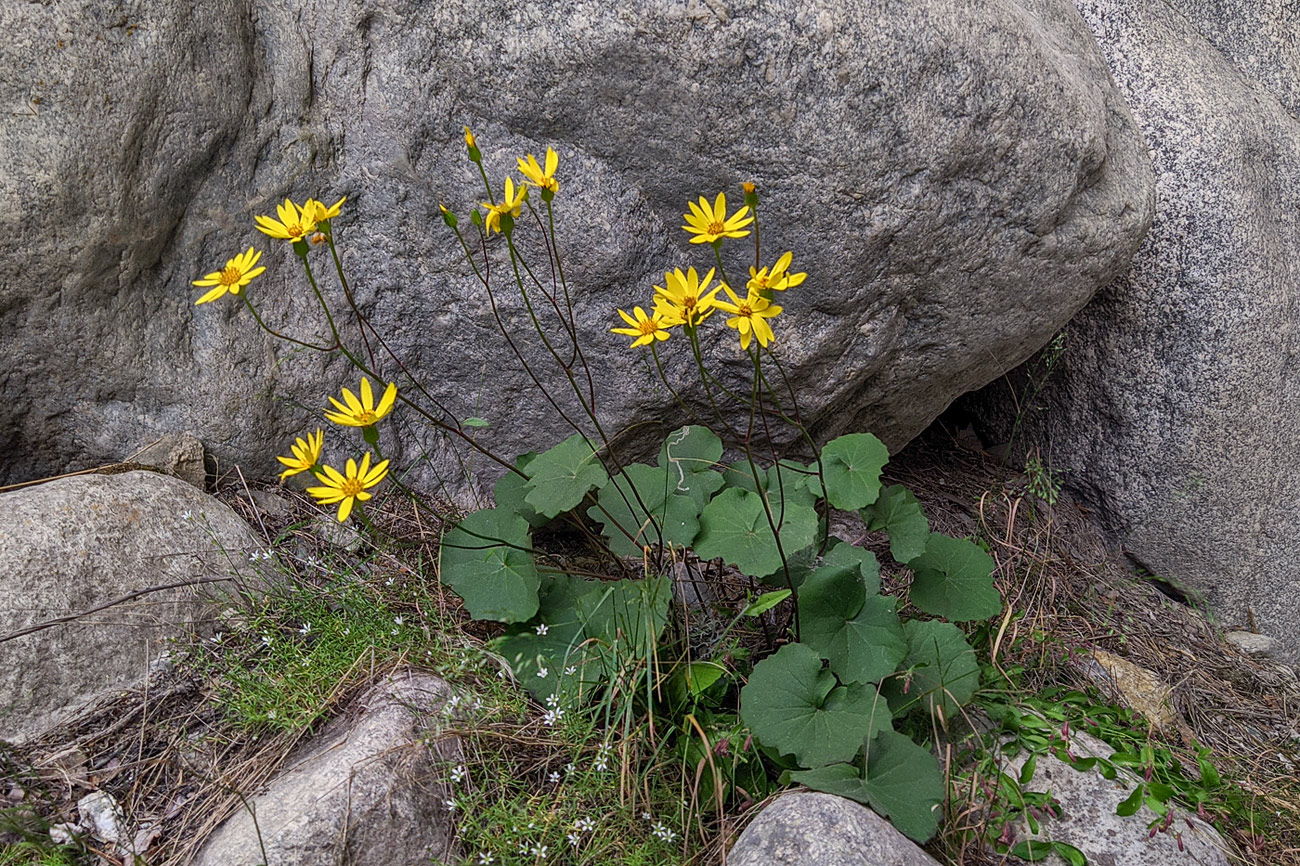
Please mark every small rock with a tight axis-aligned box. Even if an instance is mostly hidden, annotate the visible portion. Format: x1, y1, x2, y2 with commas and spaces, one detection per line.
1225, 631, 1282, 658
1081, 649, 1179, 729
728, 791, 942, 866
313, 513, 364, 552
131, 434, 207, 490
49, 822, 79, 845
77, 790, 130, 846
249, 488, 295, 518
191, 670, 459, 866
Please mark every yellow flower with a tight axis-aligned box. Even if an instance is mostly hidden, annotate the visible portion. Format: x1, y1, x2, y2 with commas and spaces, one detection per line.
306, 196, 347, 222
652, 267, 722, 328
747, 251, 808, 293
611, 306, 679, 348
277, 429, 324, 479
324, 377, 399, 427
682, 192, 754, 244
464, 126, 477, 150
517, 148, 559, 196
193, 247, 266, 305
482, 177, 526, 234
306, 452, 390, 522
255, 198, 319, 242
714, 286, 782, 350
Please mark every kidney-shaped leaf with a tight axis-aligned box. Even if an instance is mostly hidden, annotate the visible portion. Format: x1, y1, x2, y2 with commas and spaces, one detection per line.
440, 507, 540, 623
524, 434, 609, 518
908, 533, 1002, 621
658, 425, 725, 508
819, 433, 889, 510
884, 619, 981, 720
863, 484, 931, 564
695, 488, 818, 578
740, 643, 888, 768
791, 728, 945, 842
799, 549, 905, 685
587, 463, 700, 556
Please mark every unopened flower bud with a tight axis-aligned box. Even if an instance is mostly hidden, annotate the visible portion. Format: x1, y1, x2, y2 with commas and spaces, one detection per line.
439, 204, 458, 228
464, 125, 481, 162
742, 181, 758, 209
310, 232, 327, 245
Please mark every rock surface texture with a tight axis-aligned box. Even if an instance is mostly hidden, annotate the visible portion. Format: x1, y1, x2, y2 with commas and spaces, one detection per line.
0, 470, 259, 743
1, 0, 1151, 487
191, 670, 458, 866
963, 0, 1300, 662
727, 791, 942, 866
1008, 728, 1232, 865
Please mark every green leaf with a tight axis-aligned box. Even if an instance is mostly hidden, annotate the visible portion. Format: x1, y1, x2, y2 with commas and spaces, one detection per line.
1019, 751, 1038, 785
587, 463, 700, 556
1010, 840, 1056, 862
523, 434, 609, 518
819, 433, 889, 510
575, 576, 672, 656
492, 452, 546, 527
908, 533, 1002, 621
743, 589, 791, 617
1116, 784, 1144, 817
658, 425, 725, 508
799, 551, 906, 685
494, 572, 597, 703
862, 484, 930, 563
740, 643, 890, 768
695, 488, 818, 577
723, 460, 820, 510
791, 729, 945, 842
440, 507, 539, 623
461, 416, 490, 428
884, 620, 980, 719
1052, 842, 1087, 866
679, 661, 727, 697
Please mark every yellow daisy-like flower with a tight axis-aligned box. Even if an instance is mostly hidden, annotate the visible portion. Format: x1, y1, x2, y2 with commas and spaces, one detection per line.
682, 192, 754, 244
306, 452, 390, 522
747, 251, 808, 294
652, 267, 722, 328
324, 377, 399, 427
306, 196, 347, 222
255, 198, 319, 242
464, 126, 477, 150
482, 178, 526, 234
517, 148, 559, 196
714, 286, 782, 350
276, 429, 324, 479
611, 306, 680, 348
193, 247, 266, 305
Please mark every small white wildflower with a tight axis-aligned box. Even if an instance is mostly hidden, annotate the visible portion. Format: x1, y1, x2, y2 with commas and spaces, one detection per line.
536, 667, 549, 679
210, 632, 223, 643
535, 623, 549, 636
261, 550, 273, 560
261, 634, 272, 647
531, 844, 547, 859
266, 709, 277, 720
393, 616, 404, 627
641, 812, 652, 821
471, 697, 484, 711
564, 665, 577, 676
574, 817, 594, 832
448, 694, 462, 709
385, 576, 395, 586
651, 821, 678, 843
248, 552, 259, 563
564, 763, 575, 776
545, 694, 560, 708
444, 798, 456, 812
477, 854, 494, 865
518, 842, 530, 855
592, 756, 609, 772
299, 622, 311, 635
450, 765, 467, 783
548, 771, 560, 783
181, 510, 192, 521
566, 831, 581, 846
541, 709, 559, 726
342, 627, 350, 635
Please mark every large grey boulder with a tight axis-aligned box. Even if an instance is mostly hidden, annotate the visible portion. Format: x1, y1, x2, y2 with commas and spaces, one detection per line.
962, 0, 1300, 662
1, 0, 1151, 487
728, 791, 942, 866
0, 470, 260, 743
191, 670, 458, 866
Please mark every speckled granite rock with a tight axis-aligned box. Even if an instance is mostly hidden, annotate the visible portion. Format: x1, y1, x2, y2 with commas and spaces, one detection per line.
962, 0, 1300, 664
191, 670, 458, 866
728, 791, 942, 866
1, 0, 1150, 488
0, 470, 259, 743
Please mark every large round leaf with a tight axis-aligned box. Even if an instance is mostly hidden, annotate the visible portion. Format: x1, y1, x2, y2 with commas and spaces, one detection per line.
440, 507, 539, 623
819, 433, 889, 510
657, 425, 725, 508
862, 484, 930, 564
799, 549, 906, 685
587, 463, 700, 556
791, 728, 945, 842
908, 533, 1001, 621
740, 643, 890, 768
695, 487, 818, 577
523, 434, 609, 518
883, 619, 981, 719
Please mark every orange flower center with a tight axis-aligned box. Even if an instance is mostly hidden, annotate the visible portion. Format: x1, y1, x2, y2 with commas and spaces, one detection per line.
707, 221, 725, 235
356, 410, 378, 425
737, 303, 754, 317
638, 319, 658, 336
288, 222, 307, 238
340, 478, 364, 497
219, 266, 242, 286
